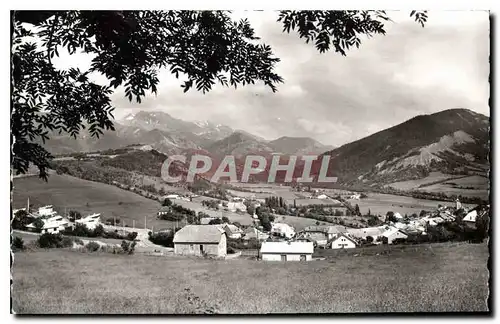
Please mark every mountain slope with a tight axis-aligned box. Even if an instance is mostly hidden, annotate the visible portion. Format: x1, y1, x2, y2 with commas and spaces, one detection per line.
205, 131, 274, 157
269, 136, 335, 155
317, 108, 490, 186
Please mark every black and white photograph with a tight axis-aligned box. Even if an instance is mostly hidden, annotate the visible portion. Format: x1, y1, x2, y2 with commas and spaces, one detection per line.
10, 7, 491, 314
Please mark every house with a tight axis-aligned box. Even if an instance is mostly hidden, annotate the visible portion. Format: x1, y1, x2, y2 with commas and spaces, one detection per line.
271, 223, 295, 239
26, 216, 71, 234
165, 194, 179, 200
394, 212, 404, 220
463, 210, 478, 223
426, 216, 445, 227
173, 225, 227, 257
316, 194, 328, 200
383, 226, 408, 244
300, 225, 347, 246
30, 205, 58, 218
223, 224, 244, 239
349, 194, 361, 200
243, 227, 269, 241
75, 213, 101, 230
260, 241, 314, 261
157, 206, 170, 217
227, 202, 247, 213
329, 233, 359, 249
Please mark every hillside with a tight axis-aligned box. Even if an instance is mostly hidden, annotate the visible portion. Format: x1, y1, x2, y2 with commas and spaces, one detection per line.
317, 108, 489, 187
205, 132, 274, 158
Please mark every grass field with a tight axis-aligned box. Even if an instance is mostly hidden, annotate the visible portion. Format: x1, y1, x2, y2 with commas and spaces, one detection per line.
12, 174, 254, 229
386, 172, 463, 191
416, 175, 489, 200
347, 193, 475, 216
12, 243, 489, 314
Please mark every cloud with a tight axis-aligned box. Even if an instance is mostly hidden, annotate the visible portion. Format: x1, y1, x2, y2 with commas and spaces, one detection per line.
58, 11, 490, 147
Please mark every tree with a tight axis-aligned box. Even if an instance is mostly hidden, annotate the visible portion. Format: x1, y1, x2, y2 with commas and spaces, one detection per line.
354, 204, 360, 216
221, 216, 230, 224
11, 10, 427, 179
385, 211, 396, 223
366, 236, 374, 243
208, 218, 222, 225
68, 210, 82, 222
33, 218, 45, 233
12, 210, 34, 230
162, 198, 172, 207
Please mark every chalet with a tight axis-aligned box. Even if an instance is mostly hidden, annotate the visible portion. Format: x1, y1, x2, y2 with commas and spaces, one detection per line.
173, 225, 227, 257
271, 223, 295, 239
75, 213, 101, 230
157, 206, 170, 217
299, 226, 345, 247
260, 241, 314, 261
463, 210, 478, 223
382, 226, 408, 244
26, 216, 71, 234
329, 233, 359, 249
316, 194, 328, 200
227, 202, 247, 213
223, 224, 244, 239
30, 205, 58, 218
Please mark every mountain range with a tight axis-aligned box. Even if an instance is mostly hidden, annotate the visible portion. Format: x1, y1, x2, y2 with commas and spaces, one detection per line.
44, 111, 335, 157
44, 108, 489, 188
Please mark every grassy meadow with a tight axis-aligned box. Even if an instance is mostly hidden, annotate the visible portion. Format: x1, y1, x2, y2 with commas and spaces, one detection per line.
12, 243, 489, 314
347, 192, 475, 216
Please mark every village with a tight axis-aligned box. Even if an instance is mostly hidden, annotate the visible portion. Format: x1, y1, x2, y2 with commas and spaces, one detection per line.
12, 187, 489, 262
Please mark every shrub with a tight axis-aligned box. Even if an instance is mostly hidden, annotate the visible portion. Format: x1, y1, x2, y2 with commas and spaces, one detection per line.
61, 236, 74, 248
73, 238, 84, 245
86, 241, 100, 252
121, 240, 137, 254
148, 231, 175, 247
12, 236, 24, 251
127, 232, 138, 241
38, 233, 64, 248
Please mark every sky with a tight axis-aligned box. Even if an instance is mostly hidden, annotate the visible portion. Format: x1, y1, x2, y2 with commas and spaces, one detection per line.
54, 10, 490, 147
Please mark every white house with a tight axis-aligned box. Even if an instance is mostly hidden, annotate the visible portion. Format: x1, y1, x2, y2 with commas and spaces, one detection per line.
30, 205, 58, 218
271, 223, 295, 239
316, 194, 328, 200
227, 202, 247, 213
260, 241, 314, 261
329, 233, 359, 249
383, 226, 408, 244
463, 210, 478, 223
75, 213, 101, 230
394, 212, 404, 220
26, 216, 71, 234
165, 194, 180, 200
